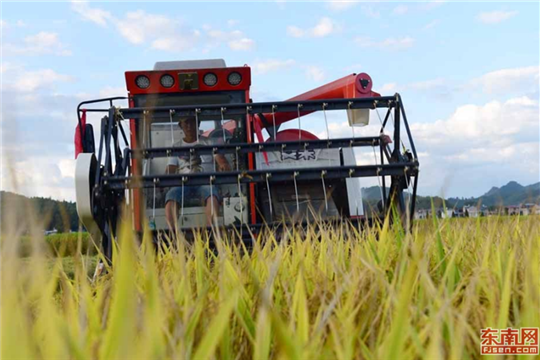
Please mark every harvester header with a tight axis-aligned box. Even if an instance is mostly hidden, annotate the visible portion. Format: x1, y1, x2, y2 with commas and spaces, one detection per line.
74, 59, 419, 260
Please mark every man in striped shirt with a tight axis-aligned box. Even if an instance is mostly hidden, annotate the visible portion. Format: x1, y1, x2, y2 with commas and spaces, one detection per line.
165, 116, 231, 230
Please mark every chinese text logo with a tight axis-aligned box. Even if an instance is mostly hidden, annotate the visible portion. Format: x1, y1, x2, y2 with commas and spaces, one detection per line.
481, 327, 539, 355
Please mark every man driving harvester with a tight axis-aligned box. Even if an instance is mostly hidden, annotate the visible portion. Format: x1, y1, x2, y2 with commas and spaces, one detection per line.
164, 116, 231, 230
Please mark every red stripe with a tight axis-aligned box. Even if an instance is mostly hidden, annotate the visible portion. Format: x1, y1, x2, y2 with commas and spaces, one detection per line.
74, 109, 86, 159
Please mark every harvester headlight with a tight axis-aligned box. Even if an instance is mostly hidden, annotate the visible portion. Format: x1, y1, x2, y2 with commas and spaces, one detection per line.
203, 72, 218, 87
227, 72, 242, 86
160, 74, 175, 88
135, 75, 150, 89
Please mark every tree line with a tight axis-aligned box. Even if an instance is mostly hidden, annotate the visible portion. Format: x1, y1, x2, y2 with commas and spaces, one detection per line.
0, 191, 79, 234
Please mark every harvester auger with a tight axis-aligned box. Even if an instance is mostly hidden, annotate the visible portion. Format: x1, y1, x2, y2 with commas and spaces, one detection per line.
75, 59, 419, 260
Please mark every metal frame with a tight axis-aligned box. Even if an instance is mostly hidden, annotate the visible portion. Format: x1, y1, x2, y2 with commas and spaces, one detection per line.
77, 94, 419, 244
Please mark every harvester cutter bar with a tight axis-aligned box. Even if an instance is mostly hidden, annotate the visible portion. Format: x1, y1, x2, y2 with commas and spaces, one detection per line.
104, 162, 419, 189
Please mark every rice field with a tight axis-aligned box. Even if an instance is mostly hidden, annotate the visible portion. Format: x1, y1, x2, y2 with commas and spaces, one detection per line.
1, 214, 539, 359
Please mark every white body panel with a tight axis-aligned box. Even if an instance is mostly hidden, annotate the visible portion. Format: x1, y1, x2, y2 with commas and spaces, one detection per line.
145, 124, 184, 175
146, 196, 247, 229
255, 146, 364, 218
75, 153, 102, 241
342, 148, 364, 217
153, 59, 226, 70
223, 196, 248, 225
255, 148, 341, 169
147, 207, 210, 229
347, 108, 370, 127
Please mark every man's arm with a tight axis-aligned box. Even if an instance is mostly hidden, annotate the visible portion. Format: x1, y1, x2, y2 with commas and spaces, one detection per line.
166, 164, 178, 174
215, 154, 231, 171
166, 157, 179, 174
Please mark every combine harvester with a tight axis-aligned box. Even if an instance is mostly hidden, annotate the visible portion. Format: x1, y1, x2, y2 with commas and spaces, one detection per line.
75, 59, 419, 258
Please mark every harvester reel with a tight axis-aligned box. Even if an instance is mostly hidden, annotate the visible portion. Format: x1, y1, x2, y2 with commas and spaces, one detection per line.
75, 89, 420, 250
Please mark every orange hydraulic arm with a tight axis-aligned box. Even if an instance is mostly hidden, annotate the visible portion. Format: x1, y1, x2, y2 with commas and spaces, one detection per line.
256, 72, 378, 131
220, 72, 379, 143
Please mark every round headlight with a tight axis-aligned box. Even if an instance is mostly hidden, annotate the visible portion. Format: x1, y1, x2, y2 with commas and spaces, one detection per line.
160, 74, 175, 88
228, 72, 242, 86
203, 73, 218, 87
135, 75, 150, 89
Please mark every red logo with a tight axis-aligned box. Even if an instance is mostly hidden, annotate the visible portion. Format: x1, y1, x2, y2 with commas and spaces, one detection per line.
481, 327, 539, 355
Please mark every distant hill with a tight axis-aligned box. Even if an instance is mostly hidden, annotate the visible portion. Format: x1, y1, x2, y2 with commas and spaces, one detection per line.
446, 181, 540, 208
362, 181, 540, 211
472, 181, 540, 207
0, 191, 79, 234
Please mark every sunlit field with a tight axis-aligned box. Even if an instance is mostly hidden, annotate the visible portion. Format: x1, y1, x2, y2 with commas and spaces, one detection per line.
2, 212, 539, 359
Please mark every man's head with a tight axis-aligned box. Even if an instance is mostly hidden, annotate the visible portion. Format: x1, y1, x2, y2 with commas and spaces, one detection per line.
178, 116, 198, 138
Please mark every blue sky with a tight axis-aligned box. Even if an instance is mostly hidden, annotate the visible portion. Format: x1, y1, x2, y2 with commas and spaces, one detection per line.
1, 1, 539, 201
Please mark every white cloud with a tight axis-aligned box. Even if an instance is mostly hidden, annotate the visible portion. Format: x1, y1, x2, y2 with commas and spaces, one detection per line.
287, 17, 339, 38
393, 5, 408, 15
361, 5, 380, 19
327, 0, 381, 19
405, 78, 453, 100
0, 62, 23, 74
413, 97, 538, 142
327, 1, 358, 12
287, 26, 305, 38
0, 19, 26, 29
419, 1, 446, 11
343, 63, 362, 72
71, 5, 255, 52
408, 78, 446, 91
423, 19, 440, 30
377, 66, 539, 100
2, 94, 82, 202
4, 32, 72, 56
312, 17, 338, 37
117, 10, 179, 45
58, 159, 76, 179
305, 65, 325, 82
477, 10, 518, 24
275, 0, 287, 10
355, 36, 415, 50
71, 1, 112, 27
252, 59, 296, 75
379, 83, 397, 94
6, 68, 74, 92
99, 86, 127, 98
205, 28, 255, 51
469, 66, 539, 95
411, 96, 539, 196
229, 38, 255, 51
3, 155, 78, 202
116, 11, 253, 52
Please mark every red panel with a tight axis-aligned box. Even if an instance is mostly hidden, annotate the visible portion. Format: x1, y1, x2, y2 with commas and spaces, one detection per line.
271, 129, 319, 142
125, 67, 251, 95
74, 109, 86, 159
244, 90, 257, 225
